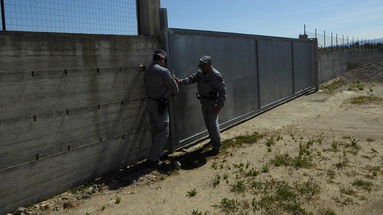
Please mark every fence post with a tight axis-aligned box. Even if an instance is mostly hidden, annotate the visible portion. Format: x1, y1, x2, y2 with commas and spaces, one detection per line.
1, 0, 6, 31
312, 38, 319, 90
331, 32, 333, 48
324, 30, 326, 48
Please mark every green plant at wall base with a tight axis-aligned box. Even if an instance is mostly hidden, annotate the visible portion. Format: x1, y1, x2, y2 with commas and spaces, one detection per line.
221, 132, 265, 153
320, 79, 346, 91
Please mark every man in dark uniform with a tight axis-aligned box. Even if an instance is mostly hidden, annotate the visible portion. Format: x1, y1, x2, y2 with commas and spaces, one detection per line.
173, 56, 227, 155
144, 50, 179, 167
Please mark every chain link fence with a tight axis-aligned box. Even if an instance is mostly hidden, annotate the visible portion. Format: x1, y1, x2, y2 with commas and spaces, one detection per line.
302, 25, 382, 49
0, 0, 138, 35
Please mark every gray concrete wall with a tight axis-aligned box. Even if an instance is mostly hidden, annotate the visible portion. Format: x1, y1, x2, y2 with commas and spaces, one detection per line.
319, 48, 383, 83
0, 31, 159, 214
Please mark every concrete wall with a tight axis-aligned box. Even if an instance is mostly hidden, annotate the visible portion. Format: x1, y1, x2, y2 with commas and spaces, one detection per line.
319, 48, 383, 83
0, 31, 159, 214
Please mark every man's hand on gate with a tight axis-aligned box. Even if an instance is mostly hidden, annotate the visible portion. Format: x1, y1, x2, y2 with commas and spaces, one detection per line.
172, 75, 181, 85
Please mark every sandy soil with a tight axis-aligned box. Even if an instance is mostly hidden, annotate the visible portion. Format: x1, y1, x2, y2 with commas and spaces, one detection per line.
25, 63, 383, 215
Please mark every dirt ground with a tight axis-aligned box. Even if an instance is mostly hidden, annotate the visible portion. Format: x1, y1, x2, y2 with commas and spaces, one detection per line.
24, 62, 383, 215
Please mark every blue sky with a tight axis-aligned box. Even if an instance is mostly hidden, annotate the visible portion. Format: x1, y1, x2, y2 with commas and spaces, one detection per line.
161, 0, 383, 39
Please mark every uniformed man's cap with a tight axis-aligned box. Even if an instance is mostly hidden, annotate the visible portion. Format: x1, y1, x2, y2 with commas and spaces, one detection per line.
198, 56, 212, 67
154, 49, 167, 58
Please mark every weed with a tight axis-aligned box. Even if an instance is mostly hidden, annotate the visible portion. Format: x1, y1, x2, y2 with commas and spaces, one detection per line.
271, 154, 313, 168
366, 138, 375, 142
267, 147, 272, 152
85, 212, 91, 215
265, 137, 276, 147
101, 205, 106, 210
212, 174, 221, 187
231, 180, 246, 193
271, 154, 291, 167
340, 187, 356, 196
291, 156, 313, 168
296, 180, 321, 197
244, 168, 259, 177
115, 196, 121, 204
186, 188, 198, 198
349, 95, 382, 105
190, 210, 203, 215
261, 165, 269, 173
320, 208, 337, 215
215, 198, 240, 214
352, 179, 373, 192
275, 183, 297, 201
347, 80, 365, 91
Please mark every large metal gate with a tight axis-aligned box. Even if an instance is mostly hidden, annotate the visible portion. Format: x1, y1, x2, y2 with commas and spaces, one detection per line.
166, 28, 318, 150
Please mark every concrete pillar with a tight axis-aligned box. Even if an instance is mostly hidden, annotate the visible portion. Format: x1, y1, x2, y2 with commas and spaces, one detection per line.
137, 0, 161, 36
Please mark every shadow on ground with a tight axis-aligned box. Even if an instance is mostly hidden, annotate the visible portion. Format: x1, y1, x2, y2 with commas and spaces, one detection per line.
94, 144, 215, 190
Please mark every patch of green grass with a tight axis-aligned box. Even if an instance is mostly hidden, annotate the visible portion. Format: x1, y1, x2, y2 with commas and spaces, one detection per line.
275, 183, 297, 201
231, 179, 246, 193
271, 154, 291, 167
347, 80, 365, 91
349, 95, 382, 105
215, 198, 240, 214
244, 168, 259, 177
271, 154, 313, 169
186, 188, 198, 198
221, 132, 265, 153
85, 212, 91, 215
321, 79, 346, 91
296, 180, 321, 198
352, 179, 373, 192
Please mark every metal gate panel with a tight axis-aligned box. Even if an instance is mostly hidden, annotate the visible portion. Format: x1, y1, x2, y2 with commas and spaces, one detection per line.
258, 39, 294, 107
167, 29, 258, 148
166, 28, 317, 150
293, 41, 314, 93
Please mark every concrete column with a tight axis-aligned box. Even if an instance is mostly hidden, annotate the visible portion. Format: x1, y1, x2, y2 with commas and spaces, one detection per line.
137, 0, 161, 36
